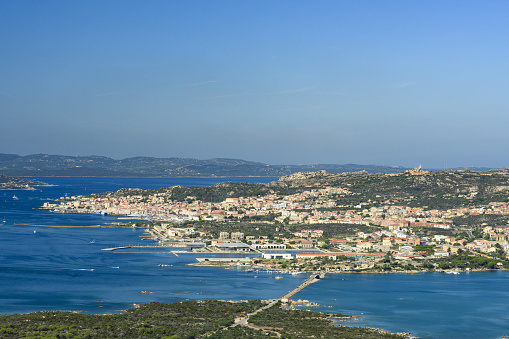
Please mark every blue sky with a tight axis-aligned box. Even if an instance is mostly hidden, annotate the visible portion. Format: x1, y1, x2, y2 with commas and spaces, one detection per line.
2, 1, 509, 168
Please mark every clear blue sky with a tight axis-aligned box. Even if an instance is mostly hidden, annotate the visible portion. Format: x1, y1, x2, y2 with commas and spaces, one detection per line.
2, 1, 509, 169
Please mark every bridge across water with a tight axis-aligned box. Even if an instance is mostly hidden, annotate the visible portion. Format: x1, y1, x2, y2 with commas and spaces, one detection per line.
232, 271, 326, 329
281, 271, 325, 300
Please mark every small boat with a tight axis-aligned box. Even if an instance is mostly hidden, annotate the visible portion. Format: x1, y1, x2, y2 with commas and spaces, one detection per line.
275, 276, 283, 280
13, 195, 19, 200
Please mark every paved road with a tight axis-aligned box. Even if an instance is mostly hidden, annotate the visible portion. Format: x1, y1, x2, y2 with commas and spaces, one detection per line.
232, 272, 325, 328
231, 299, 279, 327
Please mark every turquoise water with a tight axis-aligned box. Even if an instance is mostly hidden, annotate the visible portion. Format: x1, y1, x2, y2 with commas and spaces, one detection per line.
1, 177, 508, 338
293, 272, 509, 338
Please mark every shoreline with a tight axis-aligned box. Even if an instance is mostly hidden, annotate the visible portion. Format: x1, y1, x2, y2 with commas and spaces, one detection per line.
18, 175, 279, 179
0, 184, 56, 191
7, 222, 505, 276
188, 259, 508, 275
12, 223, 143, 229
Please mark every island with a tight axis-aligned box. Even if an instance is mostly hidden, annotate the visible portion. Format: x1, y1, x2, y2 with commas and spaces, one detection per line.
0, 174, 52, 191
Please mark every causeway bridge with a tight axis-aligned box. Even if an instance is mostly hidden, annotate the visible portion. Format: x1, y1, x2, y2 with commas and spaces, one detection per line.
232, 271, 326, 328
281, 271, 325, 300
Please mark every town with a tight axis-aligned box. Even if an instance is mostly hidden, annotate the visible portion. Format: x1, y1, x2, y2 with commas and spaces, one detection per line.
43, 169, 509, 273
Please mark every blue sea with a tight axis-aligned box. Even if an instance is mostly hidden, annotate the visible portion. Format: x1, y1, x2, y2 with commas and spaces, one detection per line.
1, 177, 508, 338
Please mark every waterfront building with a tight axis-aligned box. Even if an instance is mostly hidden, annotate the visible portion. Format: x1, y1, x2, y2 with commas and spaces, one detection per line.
215, 242, 253, 252
252, 243, 286, 250
262, 253, 293, 260
231, 232, 244, 240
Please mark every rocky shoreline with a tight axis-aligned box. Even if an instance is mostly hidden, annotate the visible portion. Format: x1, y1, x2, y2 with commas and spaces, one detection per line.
188, 257, 507, 276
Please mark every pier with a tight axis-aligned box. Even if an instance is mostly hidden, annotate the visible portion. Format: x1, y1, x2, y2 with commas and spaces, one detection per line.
101, 244, 202, 251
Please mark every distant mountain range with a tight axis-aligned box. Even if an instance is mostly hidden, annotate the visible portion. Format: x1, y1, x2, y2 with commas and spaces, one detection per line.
0, 153, 409, 177
0, 153, 502, 177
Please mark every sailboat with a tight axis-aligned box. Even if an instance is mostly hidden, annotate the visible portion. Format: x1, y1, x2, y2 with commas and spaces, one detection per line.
13, 195, 19, 200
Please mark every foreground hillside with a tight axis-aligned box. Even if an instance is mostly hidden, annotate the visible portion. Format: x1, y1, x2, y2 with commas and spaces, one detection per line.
0, 300, 408, 339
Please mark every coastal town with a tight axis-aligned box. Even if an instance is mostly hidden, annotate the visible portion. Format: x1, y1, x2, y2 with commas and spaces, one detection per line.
43, 169, 509, 273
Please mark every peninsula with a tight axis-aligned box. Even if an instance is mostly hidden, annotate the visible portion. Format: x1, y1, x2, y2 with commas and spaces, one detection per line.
0, 174, 52, 191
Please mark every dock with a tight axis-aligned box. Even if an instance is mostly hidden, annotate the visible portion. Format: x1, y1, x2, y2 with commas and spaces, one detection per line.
101, 245, 199, 251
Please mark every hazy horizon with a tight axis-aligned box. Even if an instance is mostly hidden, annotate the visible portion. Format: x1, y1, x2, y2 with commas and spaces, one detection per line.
2, 1, 509, 169
1, 152, 501, 170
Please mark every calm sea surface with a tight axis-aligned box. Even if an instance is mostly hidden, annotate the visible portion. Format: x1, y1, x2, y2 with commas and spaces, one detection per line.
1, 177, 508, 338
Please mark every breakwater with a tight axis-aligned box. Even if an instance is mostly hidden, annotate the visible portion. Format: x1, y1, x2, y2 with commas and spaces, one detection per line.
101, 245, 195, 251
15, 223, 104, 228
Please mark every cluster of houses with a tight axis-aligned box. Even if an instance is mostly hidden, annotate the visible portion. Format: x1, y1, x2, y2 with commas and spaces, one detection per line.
44, 186, 348, 223
44, 185, 509, 234
150, 222, 509, 261
43, 179, 509, 262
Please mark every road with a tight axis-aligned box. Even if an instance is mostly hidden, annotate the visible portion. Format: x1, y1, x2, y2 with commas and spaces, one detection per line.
231, 272, 325, 329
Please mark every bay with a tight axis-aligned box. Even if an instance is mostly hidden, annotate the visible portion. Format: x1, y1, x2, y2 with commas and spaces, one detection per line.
1, 177, 301, 315
1, 177, 508, 338
294, 271, 509, 339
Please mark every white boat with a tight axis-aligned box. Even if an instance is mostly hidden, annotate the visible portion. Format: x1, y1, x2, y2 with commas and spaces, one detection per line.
13, 195, 19, 200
